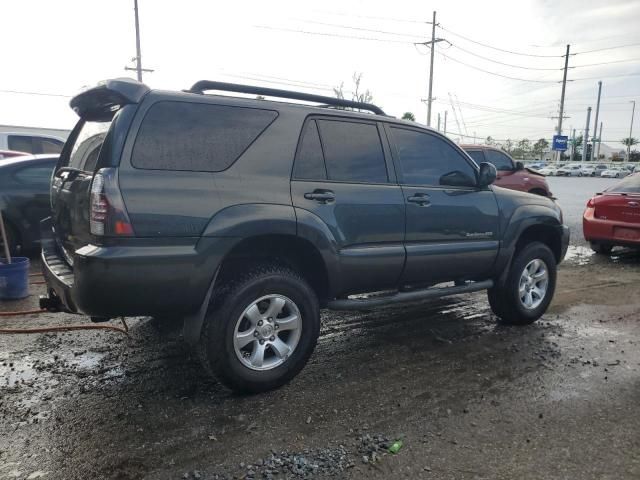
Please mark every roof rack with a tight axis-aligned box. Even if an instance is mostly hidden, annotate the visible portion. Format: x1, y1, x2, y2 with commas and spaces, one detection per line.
187, 80, 386, 116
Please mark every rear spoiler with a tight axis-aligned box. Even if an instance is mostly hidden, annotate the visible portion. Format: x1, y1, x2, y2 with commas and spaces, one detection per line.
70, 78, 150, 121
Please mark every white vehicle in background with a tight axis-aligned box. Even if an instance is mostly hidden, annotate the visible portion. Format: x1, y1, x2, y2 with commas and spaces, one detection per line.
593, 164, 609, 176
0, 132, 65, 154
557, 163, 583, 176
601, 167, 627, 178
580, 165, 596, 176
538, 165, 558, 176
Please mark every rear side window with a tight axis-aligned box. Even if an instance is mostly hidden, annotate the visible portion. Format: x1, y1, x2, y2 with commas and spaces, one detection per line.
131, 101, 278, 172
484, 150, 513, 170
316, 119, 388, 183
390, 127, 476, 187
8, 135, 34, 153
293, 120, 326, 179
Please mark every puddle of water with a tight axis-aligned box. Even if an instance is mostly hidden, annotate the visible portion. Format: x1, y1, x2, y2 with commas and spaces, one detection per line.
564, 245, 595, 265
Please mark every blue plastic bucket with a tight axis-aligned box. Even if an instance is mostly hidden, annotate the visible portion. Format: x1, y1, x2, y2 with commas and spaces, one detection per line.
0, 257, 30, 300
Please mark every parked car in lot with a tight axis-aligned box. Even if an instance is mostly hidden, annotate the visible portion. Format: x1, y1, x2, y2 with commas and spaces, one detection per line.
0, 154, 58, 254
557, 164, 583, 176
538, 165, 559, 176
0, 132, 64, 154
580, 165, 598, 176
461, 145, 553, 197
584, 173, 640, 253
40, 78, 569, 393
601, 167, 627, 178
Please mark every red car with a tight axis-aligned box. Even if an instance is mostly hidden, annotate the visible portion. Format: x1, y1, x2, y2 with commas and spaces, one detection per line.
0, 149, 29, 160
583, 173, 640, 253
461, 145, 552, 197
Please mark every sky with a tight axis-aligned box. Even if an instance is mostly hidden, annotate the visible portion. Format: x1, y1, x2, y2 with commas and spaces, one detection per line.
2, 0, 640, 151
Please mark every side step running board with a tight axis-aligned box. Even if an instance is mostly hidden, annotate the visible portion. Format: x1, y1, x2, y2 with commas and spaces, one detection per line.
327, 280, 494, 311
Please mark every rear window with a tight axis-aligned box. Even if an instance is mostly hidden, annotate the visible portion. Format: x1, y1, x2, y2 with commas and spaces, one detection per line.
131, 101, 278, 172
484, 150, 513, 170
465, 150, 485, 165
607, 174, 640, 193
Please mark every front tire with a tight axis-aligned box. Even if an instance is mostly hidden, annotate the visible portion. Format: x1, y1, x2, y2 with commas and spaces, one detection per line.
488, 242, 557, 325
199, 262, 320, 393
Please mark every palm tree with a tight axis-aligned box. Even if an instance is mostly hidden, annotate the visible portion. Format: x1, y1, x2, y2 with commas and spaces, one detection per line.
622, 137, 639, 161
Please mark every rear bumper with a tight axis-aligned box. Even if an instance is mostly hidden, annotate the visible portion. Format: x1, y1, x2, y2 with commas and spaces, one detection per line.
583, 208, 640, 247
40, 220, 238, 317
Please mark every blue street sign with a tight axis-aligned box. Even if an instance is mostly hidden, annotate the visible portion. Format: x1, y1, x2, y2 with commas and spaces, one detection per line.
552, 135, 568, 151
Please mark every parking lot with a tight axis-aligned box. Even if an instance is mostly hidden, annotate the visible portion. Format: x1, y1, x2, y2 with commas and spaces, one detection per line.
0, 177, 637, 479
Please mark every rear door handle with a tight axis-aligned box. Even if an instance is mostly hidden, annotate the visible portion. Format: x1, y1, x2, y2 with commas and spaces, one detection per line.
407, 193, 431, 206
304, 190, 335, 203
628, 201, 639, 207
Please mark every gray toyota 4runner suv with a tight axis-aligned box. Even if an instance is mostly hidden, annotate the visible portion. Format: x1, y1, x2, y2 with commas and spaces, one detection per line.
41, 78, 569, 393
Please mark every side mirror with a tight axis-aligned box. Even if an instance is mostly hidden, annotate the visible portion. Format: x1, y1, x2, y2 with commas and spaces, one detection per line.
515, 161, 525, 171
478, 162, 497, 188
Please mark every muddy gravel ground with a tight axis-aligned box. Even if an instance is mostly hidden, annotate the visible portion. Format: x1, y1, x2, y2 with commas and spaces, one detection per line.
2, 252, 639, 480
2, 177, 640, 480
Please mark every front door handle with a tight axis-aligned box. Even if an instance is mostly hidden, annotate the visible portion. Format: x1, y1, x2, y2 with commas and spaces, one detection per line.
407, 193, 431, 206
304, 189, 335, 203
628, 201, 639, 207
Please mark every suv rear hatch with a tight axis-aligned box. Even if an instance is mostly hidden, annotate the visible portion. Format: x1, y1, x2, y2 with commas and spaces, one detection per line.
50, 78, 149, 265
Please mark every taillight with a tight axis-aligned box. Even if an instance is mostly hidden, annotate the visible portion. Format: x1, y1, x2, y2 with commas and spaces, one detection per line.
89, 168, 134, 236
586, 197, 596, 208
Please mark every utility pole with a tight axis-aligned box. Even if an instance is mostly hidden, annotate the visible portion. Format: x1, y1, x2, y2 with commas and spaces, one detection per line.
591, 81, 602, 162
444, 110, 448, 135
473, 131, 476, 144
571, 128, 576, 161
597, 122, 603, 160
420, 11, 445, 127
555, 44, 571, 163
437, 113, 441, 131
582, 107, 591, 163
628, 100, 636, 162
125, 0, 154, 81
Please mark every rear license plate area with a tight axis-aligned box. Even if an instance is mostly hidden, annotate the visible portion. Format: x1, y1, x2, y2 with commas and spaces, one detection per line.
614, 227, 640, 241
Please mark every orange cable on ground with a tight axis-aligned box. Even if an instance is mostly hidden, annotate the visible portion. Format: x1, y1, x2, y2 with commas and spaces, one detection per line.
0, 313, 129, 335
0, 309, 47, 316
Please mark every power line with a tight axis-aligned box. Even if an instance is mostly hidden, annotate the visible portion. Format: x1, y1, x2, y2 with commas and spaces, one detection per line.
438, 25, 564, 58
254, 25, 412, 44
298, 19, 424, 40
0, 89, 71, 98
572, 57, 640, 68
571, 71, 640, 81
448, 43, 563, 70
574, 42, 640, 55
312, 10, 426, 24
434, 48, 561, 83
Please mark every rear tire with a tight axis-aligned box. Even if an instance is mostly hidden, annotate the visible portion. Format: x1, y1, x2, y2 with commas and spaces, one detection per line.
590, 242, 613, 255
488, 242, 556, 325
199, 262, 320, 393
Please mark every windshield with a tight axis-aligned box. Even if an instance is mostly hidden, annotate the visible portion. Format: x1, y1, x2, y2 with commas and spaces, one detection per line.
607, 174, 640, 193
